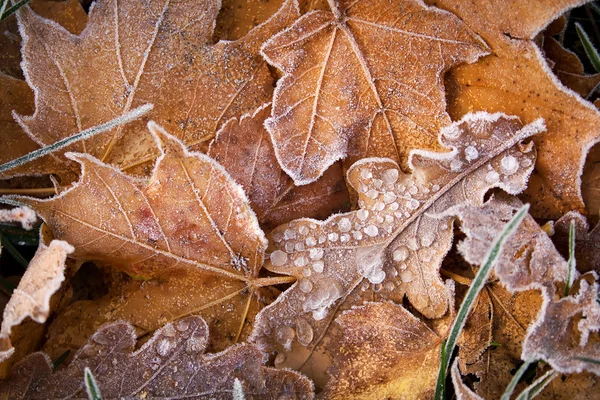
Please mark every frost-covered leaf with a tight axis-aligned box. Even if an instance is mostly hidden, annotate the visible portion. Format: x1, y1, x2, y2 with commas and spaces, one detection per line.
250, 112, 541, 385
261, 0, 488, 184
11, 123, 288, 352
554, 211, 599, 274
320, 301, 442, 400
0, 316, 314, 399
7, 0, 298, 178
0, 240, 73, 364
581, 143, 600, 218
208, 104, 349, 231
454, 197, 600, 376
429, 0, 600, 218
451, 359, 483, 400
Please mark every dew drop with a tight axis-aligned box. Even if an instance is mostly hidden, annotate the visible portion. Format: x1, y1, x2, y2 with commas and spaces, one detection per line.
409, 186, 418, 195
421, 232, 435, 247
176, 320, 189, 332
312, 261, 324, 273
500, 155, 519, 175
432, 184, 440, 192
309, 248, 324, 260
465, 145, 479, 161
364, 225, 379, 237
382, 168, 399, 184
328, 232, 339, 242
185, 335, 204, 354
285, 242, 295, 253
306, 237, 317, 247
157, 338, 172, 357
284, 229, 297, 240
270, 250, 288, 266
401, 270, 415, 282
361, 169, 373, 180
276, 326, 295, 350
450, 159, 463, 172
274, 353, 286, 365
295, 318, 314, 346
392, 247, 409, 262
295, 257, 307, 267
384, 192, 397, 204
408, 199, 420, 210
299, 278, 313, 293
318, 235, 327, 244
485, 170, 500, 183
303, 268, 312, 277
353, 231, 363, 240
374, 202, 385, 211
340, 233, 350, 243
389, 202, 399, 211
298, 226, 309, 235
338, 218, 352, 232
357, 209, 369, 221
367, 189, 379, 199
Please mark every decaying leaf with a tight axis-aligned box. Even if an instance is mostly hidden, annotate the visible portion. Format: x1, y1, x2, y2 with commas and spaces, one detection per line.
320, 301, 442, 400
454, 196, 600, 377
261, 0, 488, 184
429, 0, 600, 218
7, 0, 298, 178
0, 316, 314, 399
0, 240, 73, 362
209, 104, 349, 230
13, 123, 290, 352
250, 112, 541, 384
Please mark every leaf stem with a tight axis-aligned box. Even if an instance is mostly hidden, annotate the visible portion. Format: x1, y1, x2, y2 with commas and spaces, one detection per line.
434, 204, 530, 400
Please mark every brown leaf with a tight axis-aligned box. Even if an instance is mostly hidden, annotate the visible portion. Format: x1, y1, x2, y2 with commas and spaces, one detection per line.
428, 0, 600, 218
581, 143, 600, 220
209, 104, 349, 231
320, 301, 442, 400
250, 113, 541, 384
7, 0, 298, 178
451, 359, 483, 400
0, 240, 73, 362
0, 316, 314, 399
215, 0, 287, 40
261, 0, 488, 184
0, 0, 87, 79
554, 211, 599, 275
454, 197, 600, 376
14, 123, 289, 351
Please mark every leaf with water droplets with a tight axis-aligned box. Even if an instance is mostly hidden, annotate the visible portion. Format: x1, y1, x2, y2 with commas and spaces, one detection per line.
209, 104, 349, 231
0, 316, 314, 399
428, 0, 600, 218
12, 122, 290, 353
250, 112, 542, 386
4, 0, 298, 178
261, 0, 488, 184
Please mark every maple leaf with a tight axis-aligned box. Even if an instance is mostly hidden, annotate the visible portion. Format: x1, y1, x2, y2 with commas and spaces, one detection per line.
320, 301, 442, 399
249, 112, 542, 384
260, 0, 488, 184
7, 0, 298, 178
0, 316, 314, 399
11, 122, 292, 352
427, 0, 600, 218
208, 104, 349, 231
0, 240, 73, 363
454, 197, 600, 378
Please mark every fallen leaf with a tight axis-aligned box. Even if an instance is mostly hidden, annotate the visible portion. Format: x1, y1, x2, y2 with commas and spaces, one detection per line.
320, 301, 442, 400
0, 0, 87, 79
8, 0, 298, 178
428, 0, 600, 218
250, 112, 541, 384
581, 143, 600, 220
208, 104, 349, 231
261, 0, 488, 184
215, 0, 286, 40
451, 358, 483, 400
0, 206, 36, 230
13, 123, 291, 351
0, 316, 314, 399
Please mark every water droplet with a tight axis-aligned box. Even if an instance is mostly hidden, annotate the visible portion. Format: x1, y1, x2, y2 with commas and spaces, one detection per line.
338, 218, 352, 232
270, 250, 288, 266
485, 170, 500, 183
295, 242, 305, 252
299, 278, 313, 293
276, 326, 295, 350
500, 155, 519, 175
367, 189, 379, 199
450, 159, 463, 172
384, 281, 395, 291
303, 268, 312, 277
432, 184, 440, 192
157, 338, 172, 356
384, 192, 397, 204
340, 234, 350, 243
306, 236, 317, 246
318, 235, 327, 244
408, 199, 420, 210
353, 231, 363, 240
285, 242, 295, 253
382, 168, 399, 184
274, 353, 286, 365
369, 269, 386, 284
309, 248, 324, 260
421, 232, 435, 247
521, 158, 532, 167
401, 270, 415, 282
185, 335, 204, 354
409, 186, 418, 195
361, 169, 373, 180
295, 318, 314, 346
374, 202, 385, 211
389, 202, 399, 211
284, 229, 296, 240
176, 320, 189, 332
162, 324, 176, 337
364, 225, 379, 237
397, 183, 405, 193
298, 226, 309, 235
295, 257, 307, 267
393, 247, 409, 262
312, 261, 324, 273
465, 145, 479, 161
328, 232, 339, 242
357, 209, 369, 221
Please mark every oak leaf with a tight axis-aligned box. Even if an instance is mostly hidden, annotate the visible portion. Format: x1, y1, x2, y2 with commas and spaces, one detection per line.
320, 301, 442, 400
0, 316, 314, 399
13, 122, 290, 351
7, 0, 298, 178
428, 0, 600, 218
250, 112, 541, 384
261, 0, 488, 184
208, 104, 349, 231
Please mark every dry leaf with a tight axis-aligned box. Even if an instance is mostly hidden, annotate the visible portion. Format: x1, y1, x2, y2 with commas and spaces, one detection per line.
13, 123, 290, 352
0, 0, 87, 79
320, 301, 442, 400
215, 0, 287, 40
0, 316, 314, 399
581, 143, 600, 220
554, 211, 599, 274
209, 104, 349, 231
261, 0, 488, 184
0, 206, 36, 230
428, 0, 600, 218
451, 359, 483, 400
0, 240, 73, 362
8, 0, 298, 178
250, 112, 541, 384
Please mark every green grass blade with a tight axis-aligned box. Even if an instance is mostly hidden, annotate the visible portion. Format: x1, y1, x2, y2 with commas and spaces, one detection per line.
0, 0, 8, 22
0, 233, 29, 269
232, 378, 245, 400
591, 3, 600, 17
575, 356, 600, 365
84, 368, 102, 400
0, 0, 32, 22
575, 22, 600, 72
515, 370, 557, 400
501, 360, 533, 400
434, 204, 530, 400
52, 350, 70, 371
0, 103, 153, 175
564, 220, 576, 297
